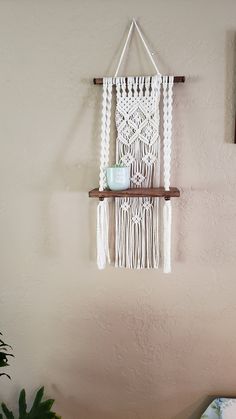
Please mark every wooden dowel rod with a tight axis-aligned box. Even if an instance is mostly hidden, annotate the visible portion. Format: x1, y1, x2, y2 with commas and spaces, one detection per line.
93, 76, 185, 85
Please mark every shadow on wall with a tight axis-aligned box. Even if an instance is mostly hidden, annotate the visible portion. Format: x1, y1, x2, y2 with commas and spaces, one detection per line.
44, 79, 101, 192
37, 79, 101, 261
224, 30, 236, 144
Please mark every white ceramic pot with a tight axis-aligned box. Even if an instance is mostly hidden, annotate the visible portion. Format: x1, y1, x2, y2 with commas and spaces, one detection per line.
106, 166, 130, 191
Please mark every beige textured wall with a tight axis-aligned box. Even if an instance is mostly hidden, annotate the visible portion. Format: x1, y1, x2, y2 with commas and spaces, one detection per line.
1, 1, 236, 418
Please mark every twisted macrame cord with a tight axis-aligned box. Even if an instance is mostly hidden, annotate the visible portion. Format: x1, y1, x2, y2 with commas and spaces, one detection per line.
96, 21, 174, 272
163, 76, 174, 273
97, 78, 113, 269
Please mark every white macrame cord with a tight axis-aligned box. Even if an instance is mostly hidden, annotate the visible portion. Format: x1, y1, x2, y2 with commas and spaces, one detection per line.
97, 78, 113, 269
114, 19, 161, 77
163, 76, 174, 273
95, 21, 175, 272
115, 75, 161, 268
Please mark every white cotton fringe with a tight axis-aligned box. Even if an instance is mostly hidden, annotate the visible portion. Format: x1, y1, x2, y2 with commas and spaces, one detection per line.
163, 199, 172, 273
114, 76, 161, 269
97, 200, 110, 269
115, 197, 159, 269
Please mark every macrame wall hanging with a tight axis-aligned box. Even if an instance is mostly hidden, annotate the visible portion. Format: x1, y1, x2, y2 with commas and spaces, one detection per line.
89, 19, 185, 273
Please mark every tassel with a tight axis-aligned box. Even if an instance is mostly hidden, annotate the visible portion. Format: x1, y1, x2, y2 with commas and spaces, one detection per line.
97, 199, 110, 269
163, 199, 172, 273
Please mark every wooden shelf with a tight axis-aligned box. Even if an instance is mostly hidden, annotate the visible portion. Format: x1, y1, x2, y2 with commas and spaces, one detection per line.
93, 76, 185, 85
89, 187, 180, 200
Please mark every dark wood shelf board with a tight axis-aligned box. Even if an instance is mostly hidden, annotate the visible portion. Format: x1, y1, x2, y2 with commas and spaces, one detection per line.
93, 76, 185, 85
89, 187, 180, 200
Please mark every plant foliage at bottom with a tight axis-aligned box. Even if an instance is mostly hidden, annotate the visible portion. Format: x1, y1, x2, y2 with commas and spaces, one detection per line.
0, 386, 61, 419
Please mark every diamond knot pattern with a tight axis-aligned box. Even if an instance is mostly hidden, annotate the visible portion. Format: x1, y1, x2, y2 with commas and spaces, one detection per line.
142, 152, 156, 166
130, 107, 146, 128
116, 111, 124, 128
142, 201, 153, 211
121, 202, 130, 212
140, 122, 158, 144
121, 153, 134, 166
132, 213, 142, 224
131, 172, 145, 186
113, 77, 163, 268
120, 123, 136, 145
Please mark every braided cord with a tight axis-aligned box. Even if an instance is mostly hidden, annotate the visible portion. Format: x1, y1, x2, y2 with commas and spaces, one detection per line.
163, 76, 174, 273
99, 77, 113, 191
97, 78, 113, 269
163, 76, 174, 191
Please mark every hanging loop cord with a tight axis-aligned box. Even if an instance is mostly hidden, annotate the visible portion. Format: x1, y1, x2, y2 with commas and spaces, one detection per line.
97, 78, 113, 269
114, 19, 161, 77
163, 75, 174, 273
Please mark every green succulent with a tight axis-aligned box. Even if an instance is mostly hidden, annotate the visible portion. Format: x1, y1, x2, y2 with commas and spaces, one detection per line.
0, 387, 61, 419
112, 163, 125, 168
0, 332, 14, 379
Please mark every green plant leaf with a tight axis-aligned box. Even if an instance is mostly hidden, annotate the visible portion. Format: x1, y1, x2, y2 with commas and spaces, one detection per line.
1, 403, 14, 419
30, 387, 44, 411
19, 390, 27, 418
0, 363, 9, 369
0, 361, 8, 368
0, 341, 13, 350
38, 399, 54, 411
0, 373, 11, 380
0, 388, 60, 419
0, 352, 14, 358
0, 333, 13, 380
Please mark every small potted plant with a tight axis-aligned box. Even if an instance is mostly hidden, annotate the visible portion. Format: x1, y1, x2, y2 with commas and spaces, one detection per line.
106, 162, 130, 191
